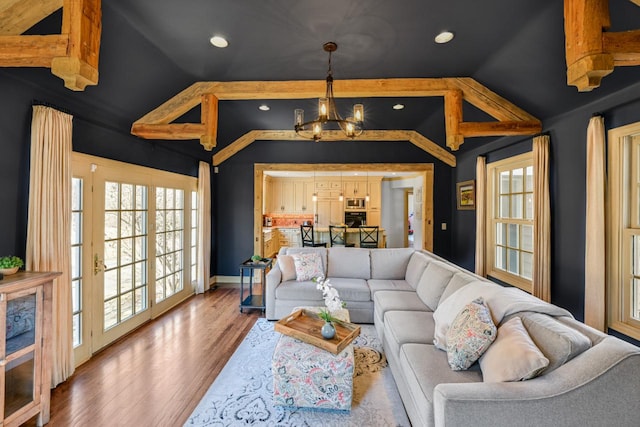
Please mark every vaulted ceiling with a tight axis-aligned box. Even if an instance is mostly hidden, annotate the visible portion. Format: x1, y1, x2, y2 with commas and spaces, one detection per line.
1, 0, 639, 161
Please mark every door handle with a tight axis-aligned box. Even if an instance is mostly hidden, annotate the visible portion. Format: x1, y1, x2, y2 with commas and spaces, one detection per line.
94, 254, 107, 275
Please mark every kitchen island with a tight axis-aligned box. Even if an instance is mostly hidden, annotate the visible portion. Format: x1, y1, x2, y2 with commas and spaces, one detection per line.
314, 227, 386, 248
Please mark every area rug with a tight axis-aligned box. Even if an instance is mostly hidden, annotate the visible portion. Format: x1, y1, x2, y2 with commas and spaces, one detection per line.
185, 318, 410, 426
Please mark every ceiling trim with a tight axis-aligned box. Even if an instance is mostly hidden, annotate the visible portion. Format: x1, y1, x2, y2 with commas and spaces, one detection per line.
564, 0, 640, 92
0, 0, 101, 91
130, 77, 542, 153
212, 130, 457, 167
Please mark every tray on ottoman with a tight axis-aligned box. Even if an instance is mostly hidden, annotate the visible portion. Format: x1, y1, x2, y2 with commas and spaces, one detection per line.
274, 308, 360, 354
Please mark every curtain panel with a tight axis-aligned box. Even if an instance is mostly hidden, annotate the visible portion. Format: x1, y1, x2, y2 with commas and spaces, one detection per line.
196, 161, 211, 294
475, 156, 487, 277
584, 116, 606, 331
26, 105, 74, 387
533, 135, 551, 302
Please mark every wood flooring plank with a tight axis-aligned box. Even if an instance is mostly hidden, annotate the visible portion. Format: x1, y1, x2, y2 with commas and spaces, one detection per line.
24, 285, 261, 427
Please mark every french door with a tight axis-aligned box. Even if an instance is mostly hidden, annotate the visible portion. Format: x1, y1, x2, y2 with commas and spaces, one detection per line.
72, 153, 197, 362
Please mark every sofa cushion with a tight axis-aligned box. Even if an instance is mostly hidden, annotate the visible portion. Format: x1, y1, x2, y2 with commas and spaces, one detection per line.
416, 261, 458, 310
292, 252, 324, 281
433, 281, 501, 350
275, 280, 322, 300
520, 312, 592, 375
370, 248, 415, 279
405, 251, 435, 289
368, 279, 414, 295
324, 277, 371, 302
283, 247, 327, 276
374, 291, 431, 320
479, 316, 549, 382
384, 310, 435, 357
439, 272, 478, 304
327, 247, 371, 279
446, 297, 497, 370
400, 343, 482, 427
277, 254, 297, 282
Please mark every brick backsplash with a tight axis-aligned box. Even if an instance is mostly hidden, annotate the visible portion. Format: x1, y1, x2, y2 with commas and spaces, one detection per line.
265, 213, 314, 227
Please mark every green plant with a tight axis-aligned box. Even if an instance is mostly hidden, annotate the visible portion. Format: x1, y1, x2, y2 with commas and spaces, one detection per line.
251, 254, 262, 262
0, 255, 24, 269
317, 308, 336, 323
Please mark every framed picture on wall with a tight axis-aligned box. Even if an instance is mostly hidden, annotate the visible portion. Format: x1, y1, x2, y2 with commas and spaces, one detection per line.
456, 180, 475, 210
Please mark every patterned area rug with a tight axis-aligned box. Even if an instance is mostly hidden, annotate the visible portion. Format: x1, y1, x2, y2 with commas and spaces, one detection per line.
185, 318, 410, 426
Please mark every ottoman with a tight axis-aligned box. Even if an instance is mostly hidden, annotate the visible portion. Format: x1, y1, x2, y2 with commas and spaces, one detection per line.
272, 307, 354, 411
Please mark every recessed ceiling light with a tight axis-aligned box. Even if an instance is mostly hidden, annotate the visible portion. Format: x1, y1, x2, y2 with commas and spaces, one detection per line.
393, 104, 405, 110
434, 31, 454, 44
210, 35, 228, 48
259, 105, 270, 111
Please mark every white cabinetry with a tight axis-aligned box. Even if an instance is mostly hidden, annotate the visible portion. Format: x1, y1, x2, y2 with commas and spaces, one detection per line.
277, 228, 301, 248
344, 180, 366, 197
316, 199, 344, 227
293, 179, 314, 213
271, 180, 295, 213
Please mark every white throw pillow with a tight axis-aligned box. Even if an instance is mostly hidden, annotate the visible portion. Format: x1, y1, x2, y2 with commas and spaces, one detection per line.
291, 252, 324, 282
277, 255, 296, 282
433, 281, 496, 350
480, 316, 549, 382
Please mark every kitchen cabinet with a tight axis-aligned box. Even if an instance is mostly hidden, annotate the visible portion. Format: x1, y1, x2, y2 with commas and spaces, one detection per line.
367, 178, 382, 210
1, 272, 59, 427
271, 179, 295, 213
366, 210, 381, 226
293, 179, 314, 213
344, 180, 366, 197
277, 228, 301, 248
316, 200, 344, 228
262, 229, 276, 257
315, 180, 341, 191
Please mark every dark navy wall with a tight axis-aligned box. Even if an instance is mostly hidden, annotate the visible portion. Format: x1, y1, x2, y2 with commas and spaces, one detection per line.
213, 139, 454, 276
452, 82, 640, 345
0, 71, 207, 262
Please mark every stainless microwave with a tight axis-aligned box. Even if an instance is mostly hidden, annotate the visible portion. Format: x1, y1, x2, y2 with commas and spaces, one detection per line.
345, 198, 366, 209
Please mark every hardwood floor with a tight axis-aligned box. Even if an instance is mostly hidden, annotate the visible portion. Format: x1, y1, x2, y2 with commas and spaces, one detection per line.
29, 285, 261, 427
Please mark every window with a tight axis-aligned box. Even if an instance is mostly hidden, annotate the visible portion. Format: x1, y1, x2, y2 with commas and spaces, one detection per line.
486, 153, 534, 292
608, 123, 640, 340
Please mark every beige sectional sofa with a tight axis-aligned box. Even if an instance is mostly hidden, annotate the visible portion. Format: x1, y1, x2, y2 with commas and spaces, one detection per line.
265, 246, 640, 427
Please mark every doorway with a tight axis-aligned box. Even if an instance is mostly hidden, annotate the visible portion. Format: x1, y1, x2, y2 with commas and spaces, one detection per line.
253, 163, 434, 255
405, 190, 414, 247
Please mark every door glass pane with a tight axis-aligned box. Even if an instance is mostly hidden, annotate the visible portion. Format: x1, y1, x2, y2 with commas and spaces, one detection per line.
155, 187, 185, 302
522, 225, 534, 251
103, 181, 148, 331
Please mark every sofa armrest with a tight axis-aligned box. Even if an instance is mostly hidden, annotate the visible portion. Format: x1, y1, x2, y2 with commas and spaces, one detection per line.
433, 338, 640, 427
265, 264, 282, 320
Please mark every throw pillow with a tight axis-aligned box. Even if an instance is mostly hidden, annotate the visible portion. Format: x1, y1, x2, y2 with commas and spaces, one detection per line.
433, 280, 497, 350
446, 297, 497, 370
480, 316, 549, 382
291, 252, 324, 282
277, 255, 297, 282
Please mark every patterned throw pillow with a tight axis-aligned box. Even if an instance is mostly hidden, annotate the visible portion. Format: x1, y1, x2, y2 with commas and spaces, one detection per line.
446, 297, 497, 370
291, 252, 324, 282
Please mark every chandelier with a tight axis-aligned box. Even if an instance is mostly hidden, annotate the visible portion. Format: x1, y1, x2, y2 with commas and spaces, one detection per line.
294, 42, 364, 141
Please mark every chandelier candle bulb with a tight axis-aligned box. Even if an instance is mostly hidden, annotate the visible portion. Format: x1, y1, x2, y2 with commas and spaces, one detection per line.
354, 104, 364, 122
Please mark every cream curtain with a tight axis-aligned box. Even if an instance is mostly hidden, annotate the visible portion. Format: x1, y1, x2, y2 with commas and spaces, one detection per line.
475, 156, 487, 276
533, 135, 551, 302
196, 161, 211, 294
584, 116, 606, 331
26, 105, 74, 387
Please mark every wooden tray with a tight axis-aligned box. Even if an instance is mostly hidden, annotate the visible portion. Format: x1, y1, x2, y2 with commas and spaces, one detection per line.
274, 308, 361, 354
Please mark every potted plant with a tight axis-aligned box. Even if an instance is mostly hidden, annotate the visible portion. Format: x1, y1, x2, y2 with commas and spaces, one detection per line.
0, 255, 24, 275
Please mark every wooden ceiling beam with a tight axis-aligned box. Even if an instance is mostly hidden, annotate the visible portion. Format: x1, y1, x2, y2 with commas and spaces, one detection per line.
212, 130, 457, 168
130, 123, 206, 140
132, 77, 541, 153
0, 0, 101, 91
0, 0, 62, 36
564, 0, 640, 91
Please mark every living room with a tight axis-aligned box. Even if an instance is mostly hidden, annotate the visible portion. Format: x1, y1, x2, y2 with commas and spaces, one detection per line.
1, 1, 640, 426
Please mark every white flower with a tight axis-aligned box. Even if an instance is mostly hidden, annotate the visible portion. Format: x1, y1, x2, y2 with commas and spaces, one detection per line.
315, 276, 345, 314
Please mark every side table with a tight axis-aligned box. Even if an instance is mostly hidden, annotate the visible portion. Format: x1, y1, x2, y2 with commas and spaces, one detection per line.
239, 257, 272, 313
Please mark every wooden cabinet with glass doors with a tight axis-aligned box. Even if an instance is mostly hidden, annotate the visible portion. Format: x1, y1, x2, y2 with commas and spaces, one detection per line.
1, 271, 58, 427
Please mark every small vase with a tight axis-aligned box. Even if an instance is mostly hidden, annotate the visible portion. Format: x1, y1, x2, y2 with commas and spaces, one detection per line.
321, 321, 336, 339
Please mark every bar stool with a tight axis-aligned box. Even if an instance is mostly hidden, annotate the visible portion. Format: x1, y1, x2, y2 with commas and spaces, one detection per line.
329, 225, 355, 247
300, 225, 327, 247
359, 226, 379, 248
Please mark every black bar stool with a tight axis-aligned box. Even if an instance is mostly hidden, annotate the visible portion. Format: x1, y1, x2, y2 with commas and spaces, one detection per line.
329, 225, 355, 247
359, 226, 379, 248
300, 224, 327, 247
